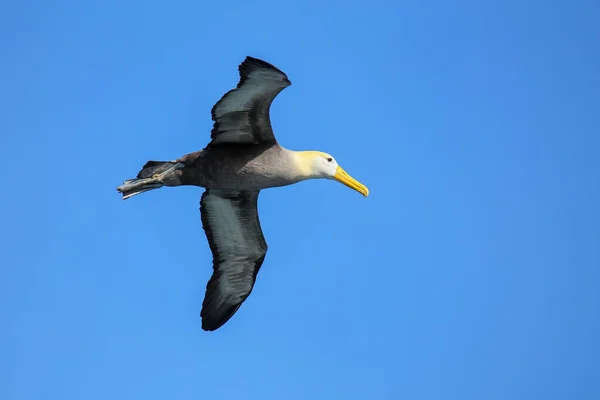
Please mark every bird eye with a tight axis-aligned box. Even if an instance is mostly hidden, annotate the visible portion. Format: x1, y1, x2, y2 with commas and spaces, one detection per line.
327, 157, 333, 162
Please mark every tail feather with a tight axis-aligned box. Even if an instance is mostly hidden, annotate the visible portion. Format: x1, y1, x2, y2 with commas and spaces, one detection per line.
137, 161, 177, 179
117, 178, 163, 200
117, 160, 184, 200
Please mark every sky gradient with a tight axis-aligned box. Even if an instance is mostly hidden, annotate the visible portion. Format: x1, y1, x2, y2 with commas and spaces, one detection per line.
1, 0, 599, 399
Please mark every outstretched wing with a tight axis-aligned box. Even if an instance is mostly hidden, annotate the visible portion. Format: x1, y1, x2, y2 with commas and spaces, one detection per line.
206, 56, 291, 148
199, 189, 268, 331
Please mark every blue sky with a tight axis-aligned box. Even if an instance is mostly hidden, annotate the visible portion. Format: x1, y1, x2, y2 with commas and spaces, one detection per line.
1, 0, 599, 399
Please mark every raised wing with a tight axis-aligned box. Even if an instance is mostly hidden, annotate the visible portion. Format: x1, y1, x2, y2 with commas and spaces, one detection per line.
206, 56, 291, 148
199, 189, 268, 331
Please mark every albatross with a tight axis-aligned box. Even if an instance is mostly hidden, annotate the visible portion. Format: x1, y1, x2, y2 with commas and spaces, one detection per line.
117, 56, 368, 331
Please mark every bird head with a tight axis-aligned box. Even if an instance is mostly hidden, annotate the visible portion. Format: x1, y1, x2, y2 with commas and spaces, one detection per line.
295, 151, 369, 197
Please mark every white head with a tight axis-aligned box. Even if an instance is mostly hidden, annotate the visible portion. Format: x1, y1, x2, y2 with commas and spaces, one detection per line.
294, 151, 369, 197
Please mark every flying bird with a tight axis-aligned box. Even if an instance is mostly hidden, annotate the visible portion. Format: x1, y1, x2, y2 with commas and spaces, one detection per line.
117, 56, 368, 331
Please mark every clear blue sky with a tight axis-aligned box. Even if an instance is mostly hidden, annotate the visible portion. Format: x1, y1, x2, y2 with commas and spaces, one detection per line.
1, 0, 598, 399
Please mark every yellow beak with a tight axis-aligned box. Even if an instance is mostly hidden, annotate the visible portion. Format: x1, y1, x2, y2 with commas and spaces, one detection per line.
333, 166, 369, 197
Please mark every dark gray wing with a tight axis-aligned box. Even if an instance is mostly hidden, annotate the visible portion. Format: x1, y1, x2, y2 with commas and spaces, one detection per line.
206, 56, 291, 148
199, 189, 268, 331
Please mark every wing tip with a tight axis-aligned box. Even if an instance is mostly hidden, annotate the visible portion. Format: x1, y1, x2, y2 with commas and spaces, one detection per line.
238, 56, 291, 86
200, 303, 243, 332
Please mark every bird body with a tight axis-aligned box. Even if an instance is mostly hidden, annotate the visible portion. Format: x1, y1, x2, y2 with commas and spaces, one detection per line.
117, 56, 368, 331
173, 144, 308, 191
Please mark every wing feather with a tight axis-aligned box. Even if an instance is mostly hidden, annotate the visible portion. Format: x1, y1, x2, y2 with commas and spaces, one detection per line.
207, 56, 291, 148
199, 189, 268, 331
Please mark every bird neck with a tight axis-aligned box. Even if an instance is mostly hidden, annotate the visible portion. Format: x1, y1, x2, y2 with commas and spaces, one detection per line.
287, 150, 322, 180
